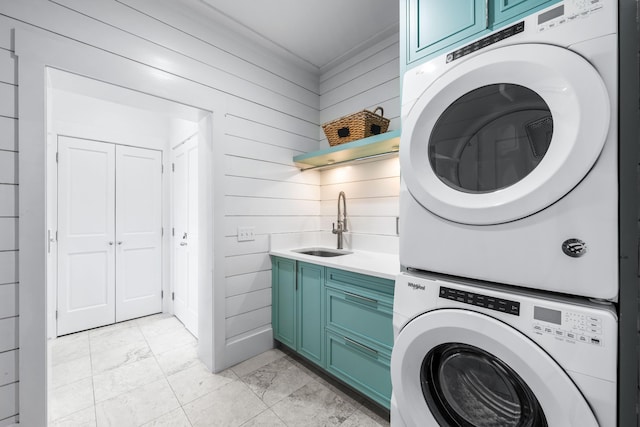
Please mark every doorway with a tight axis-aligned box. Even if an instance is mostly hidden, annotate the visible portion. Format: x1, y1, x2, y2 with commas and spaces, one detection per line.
17, 29, 226, 425
47, 69, 206, 338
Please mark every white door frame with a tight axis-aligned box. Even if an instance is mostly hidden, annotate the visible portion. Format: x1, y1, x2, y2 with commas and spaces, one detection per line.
15, 28, 227, 426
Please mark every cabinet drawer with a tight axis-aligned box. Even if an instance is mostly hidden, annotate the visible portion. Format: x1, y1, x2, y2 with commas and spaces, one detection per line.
326, 268, 394, 297
325, 330, 391, 409
326, 287, 393, 350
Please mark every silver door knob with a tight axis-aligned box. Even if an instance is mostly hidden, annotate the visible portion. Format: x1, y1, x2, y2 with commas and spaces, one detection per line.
180, 242, 188, 246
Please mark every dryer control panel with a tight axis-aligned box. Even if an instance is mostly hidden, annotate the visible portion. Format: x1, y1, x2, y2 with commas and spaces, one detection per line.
532, 305, 603, 346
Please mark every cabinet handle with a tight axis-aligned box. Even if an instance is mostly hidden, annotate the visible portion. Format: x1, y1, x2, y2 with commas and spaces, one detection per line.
344, 291, 377, 305
485, 0, 489, 29
344, 336, 378, 357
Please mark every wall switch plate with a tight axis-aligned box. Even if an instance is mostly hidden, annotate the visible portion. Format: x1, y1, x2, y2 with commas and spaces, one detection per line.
237, 226, 255, 242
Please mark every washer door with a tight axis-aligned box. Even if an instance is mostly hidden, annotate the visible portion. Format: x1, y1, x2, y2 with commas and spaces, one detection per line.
400, 44, 610, 225
391, 309, 598, 426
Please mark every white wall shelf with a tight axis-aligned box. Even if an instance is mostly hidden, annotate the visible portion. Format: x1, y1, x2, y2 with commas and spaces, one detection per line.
293, 129, 401, 171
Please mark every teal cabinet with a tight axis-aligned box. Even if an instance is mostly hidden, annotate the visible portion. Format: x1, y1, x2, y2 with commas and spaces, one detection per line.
491, 0, 555, 26
271, 257, 297, 350
402, 0, 561, 69
324, 268, 395, 408
326, 330, 392, 408
271, 257, 395, 409
297, 262, 324, 365
271, 258, 325, 367
406, 0, 486, 65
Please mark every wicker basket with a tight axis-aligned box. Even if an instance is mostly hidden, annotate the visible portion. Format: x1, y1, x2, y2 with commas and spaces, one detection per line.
322, 106, 390, 146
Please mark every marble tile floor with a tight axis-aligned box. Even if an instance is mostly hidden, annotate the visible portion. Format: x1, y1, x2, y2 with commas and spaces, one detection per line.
49, 313, 391, 427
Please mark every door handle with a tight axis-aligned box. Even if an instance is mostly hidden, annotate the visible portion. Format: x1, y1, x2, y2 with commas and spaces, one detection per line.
117, 241, 123, 245
180, 242, 188, 246
108, 241, 114, 246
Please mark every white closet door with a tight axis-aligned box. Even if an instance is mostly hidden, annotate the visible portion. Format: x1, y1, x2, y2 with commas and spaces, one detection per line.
57, 137, 116, 336
115, 145, 163, 322
172, 137, 198, 337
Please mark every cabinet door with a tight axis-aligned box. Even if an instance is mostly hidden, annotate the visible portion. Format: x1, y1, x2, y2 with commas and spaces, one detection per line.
272, 257, 297, 349
407, 0, 486, 64
491, 0, 555, 26
297, 262, 324, 366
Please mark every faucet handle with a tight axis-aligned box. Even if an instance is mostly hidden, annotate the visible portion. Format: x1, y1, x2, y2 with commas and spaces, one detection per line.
332, 222, 337, 234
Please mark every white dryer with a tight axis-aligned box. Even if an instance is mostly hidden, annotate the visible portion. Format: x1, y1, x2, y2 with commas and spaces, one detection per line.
390, 271, 617, 427
399, 1, 618, 300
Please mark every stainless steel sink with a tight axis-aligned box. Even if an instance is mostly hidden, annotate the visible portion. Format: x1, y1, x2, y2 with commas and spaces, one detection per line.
293, 247, 352, 257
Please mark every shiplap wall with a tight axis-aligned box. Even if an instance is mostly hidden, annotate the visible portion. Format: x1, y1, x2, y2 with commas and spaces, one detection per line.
0, 39, 19, 426
318, 33, 401, 250
0, 0, 324, 422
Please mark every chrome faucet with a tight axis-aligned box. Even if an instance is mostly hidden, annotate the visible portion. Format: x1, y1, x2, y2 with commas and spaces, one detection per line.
332, 191, 348, 249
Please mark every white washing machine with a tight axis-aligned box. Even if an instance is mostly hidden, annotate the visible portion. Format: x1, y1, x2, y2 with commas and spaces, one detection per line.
390, 271, 617, 427
399, 0, 618, 300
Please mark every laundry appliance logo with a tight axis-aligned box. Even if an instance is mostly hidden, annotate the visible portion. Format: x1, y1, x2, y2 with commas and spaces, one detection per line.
407, 282, 425, 291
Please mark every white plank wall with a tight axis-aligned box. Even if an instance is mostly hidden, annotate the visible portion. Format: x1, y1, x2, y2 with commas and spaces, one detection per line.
223, 111, 321, 342
319, 33, 401, 147
0, 30, 18, 425
0, 0, 323, 419
318, 35, 401, 252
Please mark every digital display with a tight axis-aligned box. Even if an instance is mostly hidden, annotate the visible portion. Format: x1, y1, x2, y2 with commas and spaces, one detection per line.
534, 306, 562, 325
538, 5, 564, 24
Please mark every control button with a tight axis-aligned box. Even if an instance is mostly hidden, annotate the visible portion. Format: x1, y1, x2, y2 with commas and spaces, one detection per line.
587, 317, 601, 323
578, 335, 588, 343
590, 337, 601, 345
533, 325, 543, 332
555, 329, 564, 337
566, 332, 576, 340
543, 327, 553, 334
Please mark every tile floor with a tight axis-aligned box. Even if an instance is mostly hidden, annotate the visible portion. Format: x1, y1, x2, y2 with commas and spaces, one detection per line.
49, 313, 391, 426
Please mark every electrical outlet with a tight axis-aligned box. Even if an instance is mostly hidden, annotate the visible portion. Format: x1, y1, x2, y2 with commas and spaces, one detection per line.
237, 226, 255, 242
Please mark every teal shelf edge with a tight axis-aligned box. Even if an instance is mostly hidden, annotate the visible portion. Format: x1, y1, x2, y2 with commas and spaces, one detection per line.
293, 129, 401, 171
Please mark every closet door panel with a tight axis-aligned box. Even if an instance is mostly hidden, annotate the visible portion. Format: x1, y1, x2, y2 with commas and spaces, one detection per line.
57, 137, 116, 335
115, 145, 162, 322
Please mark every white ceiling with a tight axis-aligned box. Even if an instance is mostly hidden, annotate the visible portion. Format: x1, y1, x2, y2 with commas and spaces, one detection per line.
198, 0, 399, 72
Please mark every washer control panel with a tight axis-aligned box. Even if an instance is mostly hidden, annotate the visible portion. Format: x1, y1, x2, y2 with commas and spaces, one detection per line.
439, 286, 520, 316
537, 0, 603, 32
532, 305, 603, 346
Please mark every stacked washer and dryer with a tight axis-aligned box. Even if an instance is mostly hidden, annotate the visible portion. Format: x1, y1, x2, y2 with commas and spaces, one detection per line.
391, 1, 619, 426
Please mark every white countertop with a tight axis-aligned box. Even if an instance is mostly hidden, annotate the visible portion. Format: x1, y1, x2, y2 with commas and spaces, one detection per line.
269, 247, 400, 281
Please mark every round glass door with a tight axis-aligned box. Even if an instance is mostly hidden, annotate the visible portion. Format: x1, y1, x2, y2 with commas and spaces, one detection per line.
430, 84, 553, 194
390, 308, 600, 427
400, 44, 610, 225
421, 343, 547, 427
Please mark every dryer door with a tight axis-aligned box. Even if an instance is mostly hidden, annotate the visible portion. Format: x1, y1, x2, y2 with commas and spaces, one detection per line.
390, 309, 598, 426
401, 44, 610, 225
